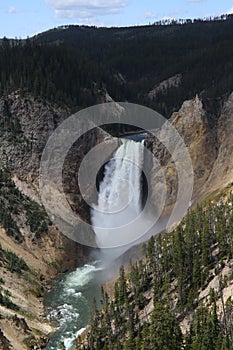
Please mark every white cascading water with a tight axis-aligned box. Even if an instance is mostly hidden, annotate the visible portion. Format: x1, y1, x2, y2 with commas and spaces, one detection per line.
91, 139, 144, 249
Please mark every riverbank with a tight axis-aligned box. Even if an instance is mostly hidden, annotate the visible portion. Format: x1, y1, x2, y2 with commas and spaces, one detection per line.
0, 225, 89, 350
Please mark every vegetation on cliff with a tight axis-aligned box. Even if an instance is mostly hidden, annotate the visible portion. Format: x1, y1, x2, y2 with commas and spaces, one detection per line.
77, 188, 233, 349
0, 169, 51, 241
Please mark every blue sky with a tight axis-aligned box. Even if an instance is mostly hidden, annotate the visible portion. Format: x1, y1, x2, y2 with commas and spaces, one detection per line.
1, 0, 233, 38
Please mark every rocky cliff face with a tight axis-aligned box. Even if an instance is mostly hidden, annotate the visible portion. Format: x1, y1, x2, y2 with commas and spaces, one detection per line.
0, 92, 69, 180
0, 92, 94, 267
147, 93, 233, 215
205, 93, 233, 193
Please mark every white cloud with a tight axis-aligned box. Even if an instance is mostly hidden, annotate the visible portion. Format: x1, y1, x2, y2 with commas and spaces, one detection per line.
46, 0, 128, 19
7, 6, 21, 14
228, 7, 233, 14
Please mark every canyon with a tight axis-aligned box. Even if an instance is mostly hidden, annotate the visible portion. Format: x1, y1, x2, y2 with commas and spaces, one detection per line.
0, 89, 233, 349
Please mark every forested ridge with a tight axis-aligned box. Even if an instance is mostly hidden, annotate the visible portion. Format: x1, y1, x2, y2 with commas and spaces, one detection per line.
77, 188, 233, 349
1, 15, 233, 117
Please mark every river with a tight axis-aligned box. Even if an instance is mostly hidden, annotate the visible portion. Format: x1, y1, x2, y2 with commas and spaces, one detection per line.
44, 262, 106, 350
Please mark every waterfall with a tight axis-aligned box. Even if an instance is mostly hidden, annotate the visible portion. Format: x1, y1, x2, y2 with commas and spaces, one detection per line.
91, 139, 144, 249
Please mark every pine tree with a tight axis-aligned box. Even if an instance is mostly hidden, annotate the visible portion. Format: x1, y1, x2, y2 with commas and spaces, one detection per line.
150, 302, 183, 350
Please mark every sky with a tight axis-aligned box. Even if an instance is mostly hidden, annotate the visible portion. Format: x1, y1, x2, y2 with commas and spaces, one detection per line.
0, 0, 233, 38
